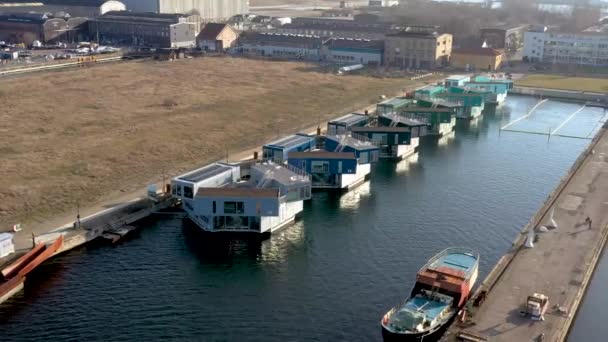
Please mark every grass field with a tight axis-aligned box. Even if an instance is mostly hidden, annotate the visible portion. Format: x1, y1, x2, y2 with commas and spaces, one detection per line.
0, 57, 419, 227
516, 74, 608, 93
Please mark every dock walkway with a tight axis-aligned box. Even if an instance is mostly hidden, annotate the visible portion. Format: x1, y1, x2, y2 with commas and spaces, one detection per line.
445, 124, 608, 341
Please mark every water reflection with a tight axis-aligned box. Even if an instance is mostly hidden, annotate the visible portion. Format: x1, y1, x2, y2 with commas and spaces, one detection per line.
338, 181, 371, 210
395, 153, 419, 174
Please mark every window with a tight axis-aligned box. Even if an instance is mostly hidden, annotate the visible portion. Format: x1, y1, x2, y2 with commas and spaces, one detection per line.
212, 201, 216, 214
183, 186, 193, 199
311, 161, 330, 173
176, 185, 182, 196
224, 201, 244, 214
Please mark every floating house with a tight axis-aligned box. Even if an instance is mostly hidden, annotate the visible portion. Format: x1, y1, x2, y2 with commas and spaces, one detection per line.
444, 74, 471, 88
464, 76, 513, 105
288, 134, 380, 190
398, 107, 456, 136
440, 87, 488, 119
350, 126, 418, 160
287, 151, 365, 190
376, 97, 414, 116
262, 133, 315, 163
415, 85, 444, 100
378, 112, 429, 137
327, 113, 370, 135
172, 161, 311, 234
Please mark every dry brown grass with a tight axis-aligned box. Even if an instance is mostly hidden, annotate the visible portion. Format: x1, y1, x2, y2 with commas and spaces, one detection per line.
0, 57, 412, 227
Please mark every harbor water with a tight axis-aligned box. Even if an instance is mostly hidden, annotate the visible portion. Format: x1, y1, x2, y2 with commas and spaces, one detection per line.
0, 95, 605, 341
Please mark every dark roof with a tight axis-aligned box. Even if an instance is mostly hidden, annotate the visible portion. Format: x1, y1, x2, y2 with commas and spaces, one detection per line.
240, 32, 323, 48
0, 13, 50, 23
387, 26, 444, 39
98, 11, 186, 24
196, 187, 279, 198
452, 47, 503, 57
288, 151, 356, 160
0, 0, 111, 5
401, 107, 454, 113
350, 126, 410, 133
198, 23, 232, 40
323, 38, 384, 51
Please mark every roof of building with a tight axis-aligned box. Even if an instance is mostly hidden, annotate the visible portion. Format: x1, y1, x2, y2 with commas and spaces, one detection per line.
264, 133, 313, 150
252, 162, 310, 187
350, 126, 411, 133
0, 0, 114, 5
176, 163, 235, 183
0, 12, 50, 23
446, 74, 470, 81
196, 187, 279, 198
387, 26, 444, 39
288, 151, 356, 160
198, 23, 233, 41
380, 114, 429, 126
452, 47, 503, 57
378, 97, 411, 107
401, 107, 454, 113
323, 38, 384, 51
325, 135, 377, 151
240, 32, 323, 47
328, 113, 369, 126
99, 10, 186, 23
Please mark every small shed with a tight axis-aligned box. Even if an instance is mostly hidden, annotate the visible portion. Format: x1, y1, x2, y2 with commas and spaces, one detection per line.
0, 233, 15, 258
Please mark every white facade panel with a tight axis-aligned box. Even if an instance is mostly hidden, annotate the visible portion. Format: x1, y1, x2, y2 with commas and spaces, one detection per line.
0, 233, 15, 258
339, 163, 370, 189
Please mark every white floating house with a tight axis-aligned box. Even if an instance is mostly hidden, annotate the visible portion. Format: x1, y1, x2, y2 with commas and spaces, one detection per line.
327, 113, 370, 135
262, 133, 315, 164
350, 126, 419, 160
172, 161, 311, 234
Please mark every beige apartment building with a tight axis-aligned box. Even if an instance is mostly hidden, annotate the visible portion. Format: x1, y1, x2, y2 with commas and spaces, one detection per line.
384, 26, 452, 69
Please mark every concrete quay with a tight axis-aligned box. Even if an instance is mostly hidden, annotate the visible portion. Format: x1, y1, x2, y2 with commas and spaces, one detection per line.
444, 122, 608, 341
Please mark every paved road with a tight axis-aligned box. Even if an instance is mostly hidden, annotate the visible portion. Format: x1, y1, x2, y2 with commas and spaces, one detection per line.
454, 125, 608, 341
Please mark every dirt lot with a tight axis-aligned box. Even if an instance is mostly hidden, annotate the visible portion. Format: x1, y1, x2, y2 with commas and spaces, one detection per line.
516, 74, 608, 93
0, 57, 416, 228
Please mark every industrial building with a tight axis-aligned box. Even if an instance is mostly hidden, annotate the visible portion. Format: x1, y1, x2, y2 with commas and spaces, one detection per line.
271, 17, 400, 40
238, 32, 323, 61
0, 0, 126, 17
0, 13, 88, 44
90, 11, 196, 48
120, 0, 248, 22
479, 25, 528, 51
197, 23, 238, 51
523, 28, 608, 66
384, 26, 452, 69
451, 47, 503, 71
321, 38, 384, 65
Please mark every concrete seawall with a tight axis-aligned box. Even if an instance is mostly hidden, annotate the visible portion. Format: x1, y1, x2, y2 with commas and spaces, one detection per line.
444, 122, 608, 341
511, 86, 608, 103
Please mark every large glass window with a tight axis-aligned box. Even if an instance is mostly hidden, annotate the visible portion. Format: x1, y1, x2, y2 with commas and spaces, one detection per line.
183, 186, 193, 199
224, 201, 244, 214
311, 161, 330, 173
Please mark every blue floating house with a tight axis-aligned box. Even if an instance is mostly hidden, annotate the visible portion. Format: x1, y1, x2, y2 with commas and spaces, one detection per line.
350, 126, 418, 160
172, 161, 311, 234
263, 133, 315, 163
327, 113, 370, 135
288, 151, 364, 190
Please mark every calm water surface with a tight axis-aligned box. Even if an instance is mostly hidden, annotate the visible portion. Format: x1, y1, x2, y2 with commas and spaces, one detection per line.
0, 96, 604, 341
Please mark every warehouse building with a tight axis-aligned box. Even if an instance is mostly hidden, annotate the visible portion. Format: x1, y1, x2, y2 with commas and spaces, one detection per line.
90, 11, 196, 48
0, 12, 88, 44
0, 0, 125, 17
238, 32, 323, 61
321, 38, 384, 65
120, 0, 248, 22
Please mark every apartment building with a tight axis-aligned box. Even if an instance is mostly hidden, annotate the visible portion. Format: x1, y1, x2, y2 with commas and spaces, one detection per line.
384, 26, 452, 69
523, 30, 608, 66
